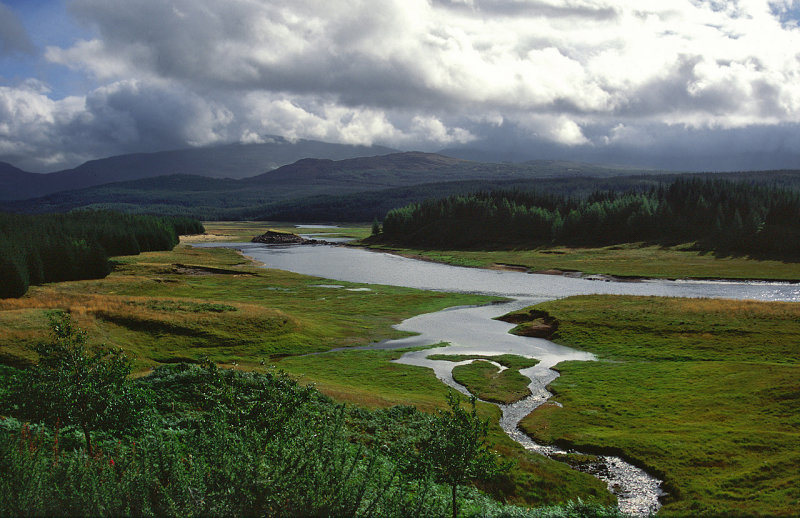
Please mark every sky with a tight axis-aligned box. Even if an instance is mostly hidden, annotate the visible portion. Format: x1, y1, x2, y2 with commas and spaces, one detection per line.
1, 0, 800, 172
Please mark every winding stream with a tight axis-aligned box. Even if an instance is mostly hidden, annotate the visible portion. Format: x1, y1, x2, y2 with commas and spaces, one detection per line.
199, 241, 800, 516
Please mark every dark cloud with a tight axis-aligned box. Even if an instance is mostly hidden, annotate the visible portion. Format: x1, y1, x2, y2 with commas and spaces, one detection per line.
433, 0, 620, 21
0, 3, 35, 56
444, 120, 800, 171
2, 0, 800, 172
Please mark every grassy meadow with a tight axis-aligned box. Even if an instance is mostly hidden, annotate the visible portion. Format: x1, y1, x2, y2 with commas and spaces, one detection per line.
3, 220, 798, 515
0, 227, 616, 509
515, 295, 800, 517
275, 347, 614, 507
363, 242, 800, 281
0, 239, 490, 369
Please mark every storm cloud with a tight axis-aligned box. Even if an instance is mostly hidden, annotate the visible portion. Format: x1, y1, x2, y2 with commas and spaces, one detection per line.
0, 3, 35, 56
2, 0, 800, 171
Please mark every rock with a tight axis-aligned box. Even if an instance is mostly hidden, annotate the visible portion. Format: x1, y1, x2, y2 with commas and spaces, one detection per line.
497, 309, 559, 339
251, 230, 328, 245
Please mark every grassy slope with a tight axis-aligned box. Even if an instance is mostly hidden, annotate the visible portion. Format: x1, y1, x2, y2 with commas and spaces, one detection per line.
0, 233, 614, 508
515, 295, 800, 517
364, 242, 800, 281
275, 347, 613, 507
0, 243, 488, 368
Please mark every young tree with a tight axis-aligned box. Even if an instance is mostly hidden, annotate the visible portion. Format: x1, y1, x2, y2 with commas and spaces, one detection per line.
424, 392, 511, 518
9, 314, 147, 452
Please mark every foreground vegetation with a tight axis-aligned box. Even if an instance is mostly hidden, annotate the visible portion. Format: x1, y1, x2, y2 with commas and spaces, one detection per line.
0, 317, 622, 517
0, 331, 562, 517
514, 295, 800, 517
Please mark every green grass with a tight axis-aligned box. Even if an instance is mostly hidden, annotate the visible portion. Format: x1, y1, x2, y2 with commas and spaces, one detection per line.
274, 347, 614, 507
515, 295, 800, 517
0, 243, 616, 508
182, 221, 372, 244
427, 354, 540, 370
0, 244, 492, 369
362, 242, 800, 281
425, 354, 540, 405
452, 361, 533, 405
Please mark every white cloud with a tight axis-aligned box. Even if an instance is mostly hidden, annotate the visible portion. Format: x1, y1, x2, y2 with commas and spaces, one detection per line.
0, 79, 235, 170
54, 1, 800, 123
4, 0, 800, 169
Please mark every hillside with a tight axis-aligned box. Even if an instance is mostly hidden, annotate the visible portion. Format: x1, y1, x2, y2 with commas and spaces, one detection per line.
0, 162, 51, 201
6, 149, 800, 222
0, 138, 396, 201
6, 152, 660, 217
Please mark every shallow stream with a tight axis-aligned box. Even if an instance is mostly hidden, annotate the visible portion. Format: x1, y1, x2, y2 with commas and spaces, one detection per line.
200, 241, 800, 515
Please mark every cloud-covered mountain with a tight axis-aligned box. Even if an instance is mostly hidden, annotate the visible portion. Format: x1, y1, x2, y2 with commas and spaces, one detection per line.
2, 1, 800, 173
4, 149, 663, 215
0, 138, 395, 200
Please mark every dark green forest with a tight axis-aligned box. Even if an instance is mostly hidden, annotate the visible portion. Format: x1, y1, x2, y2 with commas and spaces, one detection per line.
377, 178, 800, 258
0, 212, 204, 298
5, 163, 800, 223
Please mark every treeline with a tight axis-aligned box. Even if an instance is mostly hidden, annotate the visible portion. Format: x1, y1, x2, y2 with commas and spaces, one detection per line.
0, 212, 204, 298
378, 178, 800, 257
6, 170, 800, 223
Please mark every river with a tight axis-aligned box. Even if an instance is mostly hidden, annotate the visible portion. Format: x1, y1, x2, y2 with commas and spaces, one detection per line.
199, 240, 800, 516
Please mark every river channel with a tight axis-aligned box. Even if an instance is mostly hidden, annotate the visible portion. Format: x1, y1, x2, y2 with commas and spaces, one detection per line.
200, 240, 800, 516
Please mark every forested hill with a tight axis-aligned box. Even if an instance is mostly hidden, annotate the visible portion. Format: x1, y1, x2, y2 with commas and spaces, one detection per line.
375, 178, 800, 258
3, 153, 664, 218
0, 212, 204, 298
6, 149, 800, 223
0, 139, 397, 201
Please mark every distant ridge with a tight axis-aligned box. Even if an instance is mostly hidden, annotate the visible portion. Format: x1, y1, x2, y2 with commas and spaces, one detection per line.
0, 162, 48, 201
4, 149, 800, 221
3, 150, 669, 216
0, 138, 396, 201
247, 152, 466, 184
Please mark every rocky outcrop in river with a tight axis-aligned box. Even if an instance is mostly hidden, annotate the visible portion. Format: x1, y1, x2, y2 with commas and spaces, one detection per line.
251, 230, 329, 245
496, 309, 559, 339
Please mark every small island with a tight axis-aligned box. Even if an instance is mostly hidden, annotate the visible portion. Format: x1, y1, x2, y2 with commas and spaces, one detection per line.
251, 229, 329, 245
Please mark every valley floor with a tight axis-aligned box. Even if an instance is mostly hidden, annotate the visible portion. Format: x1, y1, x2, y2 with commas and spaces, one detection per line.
2, 221, 797, 515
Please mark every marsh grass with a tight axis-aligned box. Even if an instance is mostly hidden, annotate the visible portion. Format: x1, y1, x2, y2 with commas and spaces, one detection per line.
427, 354, 540, 370
424, 354, 540, 405
517, 295, 800, 517
452, 361, 533, 404
181, 221, 372, 244
363, 242, 800, 281
275, 347, 615, 507
0, 245, 491, 369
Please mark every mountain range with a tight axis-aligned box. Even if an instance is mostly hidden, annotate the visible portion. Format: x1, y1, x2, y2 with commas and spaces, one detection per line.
3, 138, 799, 222
0, 137, 396, 201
